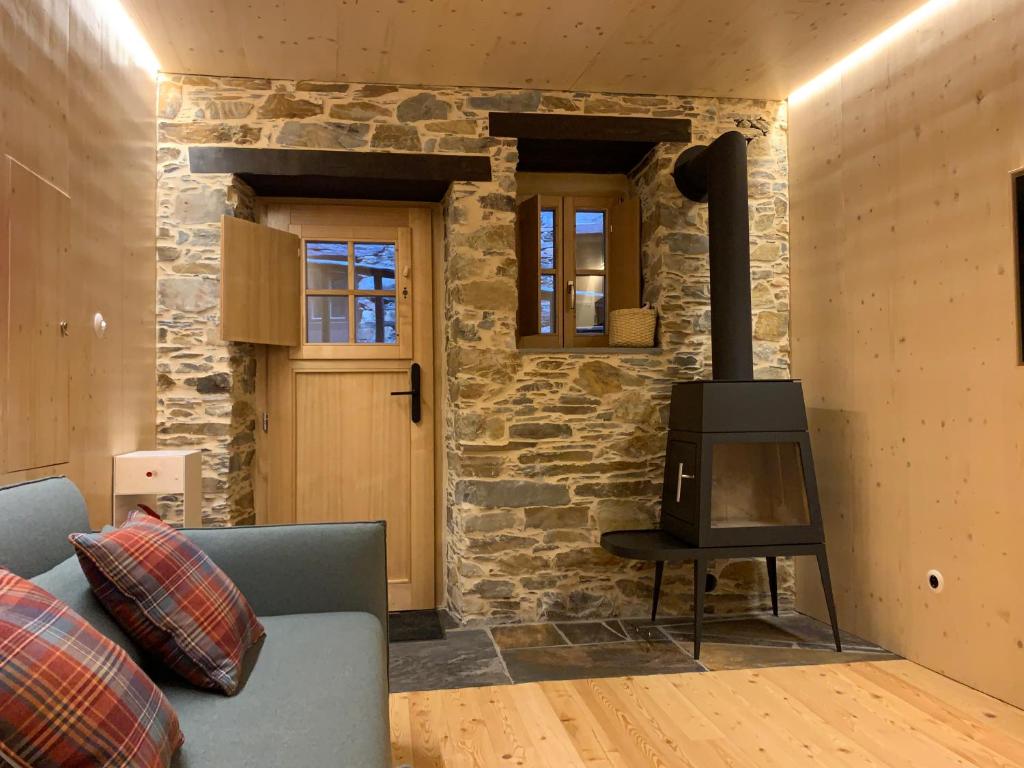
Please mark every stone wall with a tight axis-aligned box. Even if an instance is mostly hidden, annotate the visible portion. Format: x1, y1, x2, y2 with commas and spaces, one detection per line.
155, 75, 791, 623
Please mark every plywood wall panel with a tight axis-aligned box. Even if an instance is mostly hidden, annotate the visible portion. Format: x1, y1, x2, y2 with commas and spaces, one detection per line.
791, 0, 1024, 708
0, 0, 157, 528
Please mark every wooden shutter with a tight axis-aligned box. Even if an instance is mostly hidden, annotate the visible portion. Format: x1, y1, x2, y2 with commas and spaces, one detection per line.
220, 215, 301, 346
608, 195, 641, 314
1, 158, 71, 472
516, 195, 541, 338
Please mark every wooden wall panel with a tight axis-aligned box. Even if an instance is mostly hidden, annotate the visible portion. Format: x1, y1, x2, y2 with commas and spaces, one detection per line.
2, 159, 70, 472
0, 0, 157, 528
790, 0, 1024, 708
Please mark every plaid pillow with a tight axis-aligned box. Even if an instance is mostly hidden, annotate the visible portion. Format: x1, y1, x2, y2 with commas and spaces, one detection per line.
70, 512, 265, 696
0, 569, 183, 767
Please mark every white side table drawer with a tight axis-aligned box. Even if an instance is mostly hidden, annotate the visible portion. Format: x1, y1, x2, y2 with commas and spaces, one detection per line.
114, 455, 184, 494
112, 450, 202, 527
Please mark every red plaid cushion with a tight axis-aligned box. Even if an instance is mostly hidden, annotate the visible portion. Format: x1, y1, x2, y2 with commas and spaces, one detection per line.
70, 512, 265, 696
0, 569, 183, 767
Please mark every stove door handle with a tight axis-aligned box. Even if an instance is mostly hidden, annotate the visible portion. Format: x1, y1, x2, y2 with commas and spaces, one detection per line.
676, 462, 695, 503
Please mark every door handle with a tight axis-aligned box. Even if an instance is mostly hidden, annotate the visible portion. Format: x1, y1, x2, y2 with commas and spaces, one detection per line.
676, 462, 694, 503
567, 280, 576, 311
390, 362, 421, 424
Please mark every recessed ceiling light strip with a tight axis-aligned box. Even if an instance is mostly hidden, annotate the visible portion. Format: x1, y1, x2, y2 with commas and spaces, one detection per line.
789, 0, 958, 105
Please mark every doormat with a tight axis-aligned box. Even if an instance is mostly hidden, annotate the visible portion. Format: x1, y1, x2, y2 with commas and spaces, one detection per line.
388, 609, 445, 643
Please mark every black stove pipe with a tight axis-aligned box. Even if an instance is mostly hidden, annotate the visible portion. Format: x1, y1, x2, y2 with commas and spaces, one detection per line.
672, 131, 754, 381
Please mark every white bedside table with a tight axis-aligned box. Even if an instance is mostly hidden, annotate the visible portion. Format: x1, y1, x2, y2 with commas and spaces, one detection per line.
112, 450, 203, 527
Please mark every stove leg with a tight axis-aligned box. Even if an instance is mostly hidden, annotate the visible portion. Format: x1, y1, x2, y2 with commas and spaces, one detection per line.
816, 545, 842, 652
651, 561, 664, 621
693, 557, 707, 660
766, 556, 779, 616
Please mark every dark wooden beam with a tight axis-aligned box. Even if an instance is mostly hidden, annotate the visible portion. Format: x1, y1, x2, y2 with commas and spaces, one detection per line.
187, 147, 491, 202
513, 139, 659, 174
487, 112, 691, 174
488, 112, 691, 144
234, 174, 454, 202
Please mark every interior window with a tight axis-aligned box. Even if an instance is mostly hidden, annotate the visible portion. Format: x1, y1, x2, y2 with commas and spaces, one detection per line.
516, 192, 639, 348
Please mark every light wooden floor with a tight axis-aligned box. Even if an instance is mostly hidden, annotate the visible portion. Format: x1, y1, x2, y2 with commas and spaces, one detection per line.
389, 660, 1024, 767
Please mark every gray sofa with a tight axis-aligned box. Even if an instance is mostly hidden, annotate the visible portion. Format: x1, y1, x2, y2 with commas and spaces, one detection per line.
0, 477, 391, 768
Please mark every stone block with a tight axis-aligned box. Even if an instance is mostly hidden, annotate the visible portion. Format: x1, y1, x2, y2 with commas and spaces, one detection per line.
572, 480, 660, 499
276, 121, 369, 149
575, 361, 642, 396
371, 124, 421, 151
456, 480, 570, 508
754, 310, 788, 341
508, 423, 572, 440
258, 93, 322, 119
158, 81, 182, 118
159, 277, 219, 313
523, 506, 588, 529
172, 187, 227, 225
397, 93, 451, 121
296, 81, 350, 93
454, 279, 517, 311
158, 123, 260, 145
467, 91, 541, 112
329, 101, 391, 120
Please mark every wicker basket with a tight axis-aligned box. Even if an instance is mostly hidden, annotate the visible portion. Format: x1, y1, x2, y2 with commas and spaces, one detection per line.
609, 306, 657, 347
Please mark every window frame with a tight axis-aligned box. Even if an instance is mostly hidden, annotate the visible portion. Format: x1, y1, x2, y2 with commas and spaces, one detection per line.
294, 224, 413, 360
518, 192, 637, 349
564, 196, 613, 348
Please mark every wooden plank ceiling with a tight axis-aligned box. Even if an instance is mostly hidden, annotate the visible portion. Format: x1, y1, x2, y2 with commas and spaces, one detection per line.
123, 0, 923, 99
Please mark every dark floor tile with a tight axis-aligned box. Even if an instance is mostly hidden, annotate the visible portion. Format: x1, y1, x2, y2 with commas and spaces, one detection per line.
697, 642, 901, 671
617, 619, 673, 642
555, 621, 628, 645
663, 612, 886, 652
389, 629, 510, 693
491, 623, 566, 650
502, 640, 702, 684
389, 609, 445, 643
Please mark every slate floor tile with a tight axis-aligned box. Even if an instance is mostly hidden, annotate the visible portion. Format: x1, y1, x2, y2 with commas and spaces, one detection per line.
696, 642, 901, 671
502, 640, 702, 684
555, 620, 629, 645
491, 623, 566, 650
662, 612, 885, 651
389, 629, 510, 693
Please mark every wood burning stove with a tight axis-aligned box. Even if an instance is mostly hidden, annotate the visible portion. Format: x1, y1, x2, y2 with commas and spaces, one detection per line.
657, 130, 830, 550
661, 379, 825, 548
600, 130, 842, 658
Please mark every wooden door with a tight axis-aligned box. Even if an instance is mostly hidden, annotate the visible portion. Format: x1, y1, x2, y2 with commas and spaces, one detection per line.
263, 203, 435, 611
1, 157, 71, 472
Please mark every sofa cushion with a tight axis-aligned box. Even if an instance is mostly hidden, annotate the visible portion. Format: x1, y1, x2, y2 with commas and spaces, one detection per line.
30, 555, 143, 666
70, 512, 265, 695
0, 570, 183, 768
161, 612, 390, 768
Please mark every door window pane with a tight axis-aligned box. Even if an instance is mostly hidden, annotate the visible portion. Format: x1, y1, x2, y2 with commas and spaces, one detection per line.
306, 241, 349, 290
354, 242, 396, 290
575, 275, 606, 334
306, 296, 349, 343
540, 274, 556, 334
355, 296, 397, 344
574, 211, 606, 271
540, 208, 556, 269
